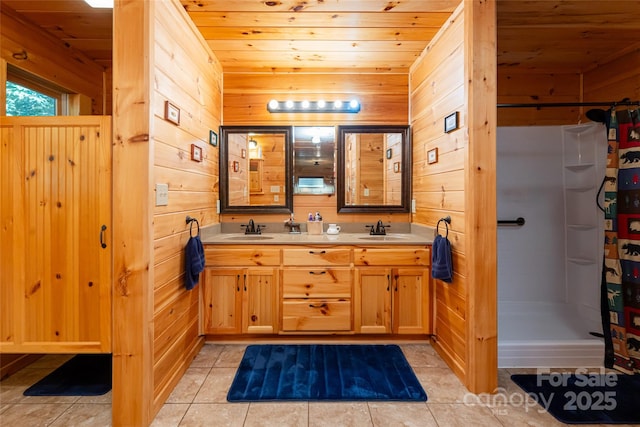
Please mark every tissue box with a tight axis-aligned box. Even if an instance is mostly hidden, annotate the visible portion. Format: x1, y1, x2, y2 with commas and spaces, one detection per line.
307, 221, 323, 235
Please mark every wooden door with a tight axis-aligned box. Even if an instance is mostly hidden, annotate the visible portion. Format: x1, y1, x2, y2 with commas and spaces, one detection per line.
0, 116, 112, 353
392, 267, 430, 334
201, 268, 243, 334
355, 267, 391, 333
242, 267, 277, 334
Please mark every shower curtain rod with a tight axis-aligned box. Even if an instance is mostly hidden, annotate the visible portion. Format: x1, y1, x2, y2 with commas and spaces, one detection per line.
497, 100, 640, 108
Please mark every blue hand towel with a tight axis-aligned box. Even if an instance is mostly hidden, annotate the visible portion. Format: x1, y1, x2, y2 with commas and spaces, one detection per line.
431, 234, 453, 283
184, 235, 205, 290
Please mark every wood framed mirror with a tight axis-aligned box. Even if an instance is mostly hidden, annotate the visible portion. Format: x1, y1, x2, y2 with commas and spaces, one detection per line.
219, 125, 293, 214
337, 125, 411, 213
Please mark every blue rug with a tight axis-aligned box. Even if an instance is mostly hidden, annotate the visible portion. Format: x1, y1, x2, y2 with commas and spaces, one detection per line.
227, 344, 427, 402
23, 354, 112, 396
511, 373, 640, 424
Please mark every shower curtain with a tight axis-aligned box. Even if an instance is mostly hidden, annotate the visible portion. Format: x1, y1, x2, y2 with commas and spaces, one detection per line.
604, 107, 640, 374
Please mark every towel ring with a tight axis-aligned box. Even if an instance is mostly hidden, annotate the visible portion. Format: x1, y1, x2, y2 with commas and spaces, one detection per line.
186, 216, 200, 238
436, 216, 451, 238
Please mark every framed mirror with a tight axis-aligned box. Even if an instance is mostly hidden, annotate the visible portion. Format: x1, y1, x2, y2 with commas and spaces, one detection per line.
293, 126, 336, 195
219, 126, 293, 214
337, 125, 411, 213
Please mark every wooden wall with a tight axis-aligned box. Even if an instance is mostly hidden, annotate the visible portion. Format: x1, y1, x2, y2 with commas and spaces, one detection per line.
409, 0, 497, 394
112, 0, 222, 425
222, 73, 411, 224
0, 3, 107, 115
497, 50, 640, 127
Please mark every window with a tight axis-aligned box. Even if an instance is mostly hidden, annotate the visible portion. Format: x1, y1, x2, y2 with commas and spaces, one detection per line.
6, 81, 57, 116
5, 66, 67, 116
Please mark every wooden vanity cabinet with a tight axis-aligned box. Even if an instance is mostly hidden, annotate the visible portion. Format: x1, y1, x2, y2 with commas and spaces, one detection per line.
201, 248, 279, 334
281, 248, 353, 332
354, 247, 431, 334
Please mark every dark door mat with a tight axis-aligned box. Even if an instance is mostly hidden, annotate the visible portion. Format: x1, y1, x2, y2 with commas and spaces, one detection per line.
511, 373, 640, 424
227, 344, 427, 402
23, 354, 112, 396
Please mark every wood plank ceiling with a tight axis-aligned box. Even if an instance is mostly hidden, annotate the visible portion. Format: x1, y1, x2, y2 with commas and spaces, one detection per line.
2, 0, 640, 74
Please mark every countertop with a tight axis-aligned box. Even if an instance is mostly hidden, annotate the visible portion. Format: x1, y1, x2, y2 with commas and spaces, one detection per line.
200, 231, 433, 245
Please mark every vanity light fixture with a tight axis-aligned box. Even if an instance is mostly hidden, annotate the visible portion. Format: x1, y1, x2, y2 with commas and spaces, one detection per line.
267, 99, 360, 113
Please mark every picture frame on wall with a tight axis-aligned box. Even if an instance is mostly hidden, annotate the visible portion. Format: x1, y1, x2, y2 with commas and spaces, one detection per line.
209, 130, 218, 146
191, 144, 202, 162
164, 101, 180, 125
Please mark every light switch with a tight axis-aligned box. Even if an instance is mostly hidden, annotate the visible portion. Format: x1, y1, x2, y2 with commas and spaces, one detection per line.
156, 183, 169, 206
364, 188, 370, 197
411, 199, 416, 213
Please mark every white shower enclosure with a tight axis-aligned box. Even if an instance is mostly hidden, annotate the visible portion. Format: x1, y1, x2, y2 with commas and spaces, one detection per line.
497, 123, 607, 367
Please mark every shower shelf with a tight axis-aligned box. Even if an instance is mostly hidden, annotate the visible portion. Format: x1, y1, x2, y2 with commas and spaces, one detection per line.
567, 224, 597, 230
567, 257, 596, 265
565, 163, 595, 171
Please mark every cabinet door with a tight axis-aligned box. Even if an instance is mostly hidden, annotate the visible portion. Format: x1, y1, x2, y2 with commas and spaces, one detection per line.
202, 268, 243, 334
355, 268, 392, 334
243, 267, 277, 334
392, 267, 430, 334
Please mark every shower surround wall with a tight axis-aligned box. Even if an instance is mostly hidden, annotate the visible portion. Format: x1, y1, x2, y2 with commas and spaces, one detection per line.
497, 123, 607, 368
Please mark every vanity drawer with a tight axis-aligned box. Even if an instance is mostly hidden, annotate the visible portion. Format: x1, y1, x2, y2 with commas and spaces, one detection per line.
283, 248, 352, 266
354, 248, 430, 266
282, 299, 351, 331
205, 248, 281, 266
282, 268, 352, 298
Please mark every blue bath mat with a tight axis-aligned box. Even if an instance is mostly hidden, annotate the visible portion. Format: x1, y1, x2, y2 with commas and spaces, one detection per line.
23, 354, 112, 396
511, 373, 640, 424
227, 344, 427, 402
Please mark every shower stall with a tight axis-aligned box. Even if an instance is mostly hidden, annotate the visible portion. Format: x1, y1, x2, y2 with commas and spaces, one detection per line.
497, 123, 607, 367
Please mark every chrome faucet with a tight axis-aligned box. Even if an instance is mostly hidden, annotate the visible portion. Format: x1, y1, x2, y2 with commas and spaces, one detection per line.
284, 213, 301, 234
367, 220, 390, 235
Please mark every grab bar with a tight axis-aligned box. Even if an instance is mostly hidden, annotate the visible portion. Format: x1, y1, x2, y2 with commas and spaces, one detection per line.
498, 217, 525, 226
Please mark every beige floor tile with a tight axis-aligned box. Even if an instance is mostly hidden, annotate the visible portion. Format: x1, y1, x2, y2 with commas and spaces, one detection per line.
490, 403, 566, 427
76, 389, 112, 404
190, 344, 224, 368
49, 403, 112, 426
412, 367, 469, 403
308, 402, 373, 427
179, 402, 249, 427
166, 367, 211, 404
399, 344, 448, 368
0, 367, 80, 404
0, 402, 73, 426
427, 403, 503, 427
27, 354, 73, 369
193, 367, 236, 403
367, 401, 437, 427
244, 402, 308, 426
150, 403, 190, 427
215, 345, 248, 368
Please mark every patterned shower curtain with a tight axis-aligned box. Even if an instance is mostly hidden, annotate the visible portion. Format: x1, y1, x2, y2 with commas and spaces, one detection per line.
604, 107, 640, 374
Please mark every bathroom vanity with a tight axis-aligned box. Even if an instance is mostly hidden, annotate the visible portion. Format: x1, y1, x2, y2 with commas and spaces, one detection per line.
200, 232, 432, 336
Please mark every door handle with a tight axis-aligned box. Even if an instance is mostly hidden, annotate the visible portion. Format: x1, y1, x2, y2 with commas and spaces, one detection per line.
100, 225, 107, 249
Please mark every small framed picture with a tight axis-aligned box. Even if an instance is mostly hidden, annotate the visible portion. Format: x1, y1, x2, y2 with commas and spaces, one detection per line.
233, 161, 239, 172
209, 130, 218, 147
427, 148, 438, 164
444, 111, 459, 133
386, 148, 392, 159
164, 101, 180, 125
191, 144, 202, 162
241, 148, 247, 159
393, 162, 401, 173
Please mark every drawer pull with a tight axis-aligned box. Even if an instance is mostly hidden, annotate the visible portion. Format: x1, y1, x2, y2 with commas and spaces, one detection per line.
308, 271, 327, 275
309, 303, 328, 309
309, 250, 326, 255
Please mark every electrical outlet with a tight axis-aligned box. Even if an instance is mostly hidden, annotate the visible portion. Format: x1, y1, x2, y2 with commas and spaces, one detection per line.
216, 199, 220, 214
156, 183, 169, 206
364, 188, 370, 197
411, 199, 416, 213
274, 195, 279, 202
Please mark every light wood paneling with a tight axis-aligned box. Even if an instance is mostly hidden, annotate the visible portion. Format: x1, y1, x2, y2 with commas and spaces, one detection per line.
0, 116, 111, 354
0, 4, 106, 114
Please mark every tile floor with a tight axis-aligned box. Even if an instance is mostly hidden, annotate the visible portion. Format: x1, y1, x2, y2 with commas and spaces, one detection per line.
0, 343, 633, 426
